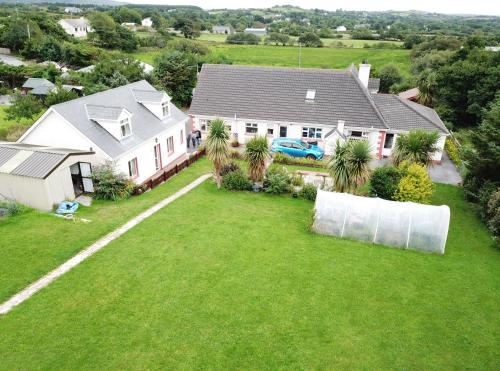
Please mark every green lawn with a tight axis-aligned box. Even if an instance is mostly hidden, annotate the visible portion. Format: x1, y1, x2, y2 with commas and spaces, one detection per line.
0, 105, 33, 141
133, 44, 411, 76
0, 158, 211, 303
0, 179, 498, 369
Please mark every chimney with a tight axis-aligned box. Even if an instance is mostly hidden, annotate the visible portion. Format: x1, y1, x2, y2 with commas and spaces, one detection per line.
337, 120, 345, 134
358, 64, 371, 89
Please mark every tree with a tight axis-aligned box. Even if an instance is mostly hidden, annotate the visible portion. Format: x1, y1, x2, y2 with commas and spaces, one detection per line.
173, 18, 201, 39
206, 119, 230, 188
403, 34, 423, 49
116, 25, 138, 52
416, 71, 437, 107
226, 33, 259, 45
370, 166, 403, 200
44, 87, 78, 106
80, 57, 145, 91
153, 50, 197, 106
392, 130, 440, 167
111, 7, 142, 24
378, 64, 402, 93
298, 32, 323, 47
328, 140, 372, 192
88, 12, 119, 49
245, 136, 270, 183
1, 19, 42, 51
6, 94, 44, 121
265, 32, 290, 46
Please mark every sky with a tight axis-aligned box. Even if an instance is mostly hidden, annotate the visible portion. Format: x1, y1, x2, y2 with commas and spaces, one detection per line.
127, 0, 500, 16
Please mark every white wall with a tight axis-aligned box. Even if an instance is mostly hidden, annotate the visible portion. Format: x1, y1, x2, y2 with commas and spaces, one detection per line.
0, 174, 52, 211
431, 134, 446, 162
58, 20, 90, 38
115, 121, 187, 184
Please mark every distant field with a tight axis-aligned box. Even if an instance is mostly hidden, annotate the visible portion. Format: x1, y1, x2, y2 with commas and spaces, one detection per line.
196, 33, 403, 49
133, 44, 411, 76
0, 105, 32, 141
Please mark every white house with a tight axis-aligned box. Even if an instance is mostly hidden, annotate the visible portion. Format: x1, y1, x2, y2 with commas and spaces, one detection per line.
19, 81, 188, 185
58, 18, 92, 38
141, 17, 153, 27
336, 25, 347, 32
0, 142, 95, 211
64, 7, 82, 14
212, 25, 233, 34
189, 64, 449, 163
244, 28, 267, 36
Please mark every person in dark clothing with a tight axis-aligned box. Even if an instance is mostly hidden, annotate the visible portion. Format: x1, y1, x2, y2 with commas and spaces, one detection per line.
191, 131, 197, 148
195, 129, 202, 146
186, 132, 192, 148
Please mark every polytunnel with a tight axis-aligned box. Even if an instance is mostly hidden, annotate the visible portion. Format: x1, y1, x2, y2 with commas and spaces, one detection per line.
312, 190, 450, 254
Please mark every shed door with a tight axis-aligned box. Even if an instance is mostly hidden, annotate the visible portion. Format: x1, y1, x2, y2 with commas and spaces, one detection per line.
79, 162, 94, 193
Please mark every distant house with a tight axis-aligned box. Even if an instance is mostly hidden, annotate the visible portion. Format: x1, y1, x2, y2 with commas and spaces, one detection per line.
141, 17, 153, 27
244, 28, 267, 36
19, 81, 188, 185
121, 22, 137, 31
58, 17, 92, 38
21, 78, 55, 96
212, 25, 233, 34
0, 142, 95, 211
76, 61, 153, 75
64, 7, 82, 14
189, 64, 449, 162
398, 87, 420, 102
354, 24, 370, 30
485, 46, 500, 52
336, 25, 347, 32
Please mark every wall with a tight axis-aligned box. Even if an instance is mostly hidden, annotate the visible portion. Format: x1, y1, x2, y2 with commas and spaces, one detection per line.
115, 121, 187, 184
431, 134, 446, 162
0, 174, 52, 211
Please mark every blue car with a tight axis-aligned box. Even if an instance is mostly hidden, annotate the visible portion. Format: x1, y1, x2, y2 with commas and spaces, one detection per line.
271, 138, 324, 160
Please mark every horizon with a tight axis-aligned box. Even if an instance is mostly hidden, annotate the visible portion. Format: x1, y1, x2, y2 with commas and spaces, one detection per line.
126, 0, 500, 17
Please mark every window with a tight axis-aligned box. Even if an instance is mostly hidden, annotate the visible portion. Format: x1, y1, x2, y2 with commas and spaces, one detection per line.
120, 118, 131, 138
350, 131, 363, 137
162, 101, 169, 117
180, 130, 184, 144
306, 89, 316, 100
153, 144, 162, 171
128, 158, 138, 178
267, 128, 274, 135
302, 127, 322, 139
167, 136, 174, 155
245, 123, 258, 134
200, 119, 212, 131
384, 133, 395, 149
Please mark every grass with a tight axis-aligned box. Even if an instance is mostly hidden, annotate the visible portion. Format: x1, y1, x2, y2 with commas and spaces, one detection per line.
0, 179, 498, 368
0, 105, 33, 141
132, 44, 411, 76
0, 158, 211, 303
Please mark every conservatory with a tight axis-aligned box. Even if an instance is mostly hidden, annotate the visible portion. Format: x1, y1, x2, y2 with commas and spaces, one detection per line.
313, 190, 450, 254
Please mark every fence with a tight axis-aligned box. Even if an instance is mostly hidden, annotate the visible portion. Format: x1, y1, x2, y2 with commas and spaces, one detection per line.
138, 150, 205, 193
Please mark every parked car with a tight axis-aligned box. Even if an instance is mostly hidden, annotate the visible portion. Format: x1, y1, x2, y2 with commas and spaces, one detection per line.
271, 138, 324, 160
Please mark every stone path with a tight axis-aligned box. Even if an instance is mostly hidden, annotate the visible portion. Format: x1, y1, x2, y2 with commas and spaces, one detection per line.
0, 174, 211, 315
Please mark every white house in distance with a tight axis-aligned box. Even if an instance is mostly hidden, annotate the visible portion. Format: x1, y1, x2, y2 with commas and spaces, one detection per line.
141, 17, 153, 27
19, 80, 188, 186
58, 17, 92, 38
212, 25, 233, 34
64, 7, 82, 14
189, 64, 449, 162
336, 25, 347, 32
244, 28, 267, 36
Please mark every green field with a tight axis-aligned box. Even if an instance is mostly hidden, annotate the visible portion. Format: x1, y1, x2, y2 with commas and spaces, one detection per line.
133, 44, 411, 75
0, 105, 33, 141
0, 169, 498, 368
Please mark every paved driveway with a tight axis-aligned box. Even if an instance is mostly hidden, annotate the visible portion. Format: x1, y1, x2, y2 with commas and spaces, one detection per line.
0, 54, 25, 66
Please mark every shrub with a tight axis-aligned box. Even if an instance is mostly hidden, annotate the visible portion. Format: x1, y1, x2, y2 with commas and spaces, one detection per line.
273, 152, 326, 168
478, 181, 498, 220
226, 33, 259, 45
298, 184, 317, 201
291, 173, 305, 187
245, 136, 269, 183
0, 201, 22, 216
221, 170, 252, 191
265, 173, 292, 194
486, 189, 500, 244
92, 163, 134, 200
229, 149, 242, 159
394, 163, 433, 204
370, 166, 402, 200
220, 161, 241, 177
231, 139, 240, 147
445, 137, 461, 165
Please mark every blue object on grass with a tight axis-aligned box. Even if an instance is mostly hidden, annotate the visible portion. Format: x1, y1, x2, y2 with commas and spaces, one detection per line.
56, 201, 79, 215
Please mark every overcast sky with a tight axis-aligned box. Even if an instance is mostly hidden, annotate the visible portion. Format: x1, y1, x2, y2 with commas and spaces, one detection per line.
127, 0, 500, 16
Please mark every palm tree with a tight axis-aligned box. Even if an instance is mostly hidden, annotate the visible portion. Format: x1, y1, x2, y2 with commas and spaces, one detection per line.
392, 130, 440, 167
245, 136, 270, 183
416, 71, 437, 107
205, 118, 230, 188
328, 139, 372, 192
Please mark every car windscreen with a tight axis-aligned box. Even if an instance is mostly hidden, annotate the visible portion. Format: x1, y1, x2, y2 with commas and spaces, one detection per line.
300, 141, 311, 149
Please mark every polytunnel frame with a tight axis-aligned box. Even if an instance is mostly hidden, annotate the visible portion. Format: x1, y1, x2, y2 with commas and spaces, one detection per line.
313, 190, 451, 254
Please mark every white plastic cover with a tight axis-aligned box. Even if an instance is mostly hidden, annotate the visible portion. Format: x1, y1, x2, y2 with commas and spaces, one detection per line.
313, 190, 450, 254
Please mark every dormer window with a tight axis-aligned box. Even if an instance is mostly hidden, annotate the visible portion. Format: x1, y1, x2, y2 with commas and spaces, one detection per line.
120, 118, 131, 138
306, 89, 316, 100
162, 101, 169, 117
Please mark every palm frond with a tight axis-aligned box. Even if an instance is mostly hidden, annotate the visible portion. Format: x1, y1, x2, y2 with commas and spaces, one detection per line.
205, 118, 230, 188
245, 136, 270, 182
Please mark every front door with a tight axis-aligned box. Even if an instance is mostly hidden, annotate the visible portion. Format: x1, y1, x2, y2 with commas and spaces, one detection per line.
70, 162, 94, 196
279, 126, 287, 137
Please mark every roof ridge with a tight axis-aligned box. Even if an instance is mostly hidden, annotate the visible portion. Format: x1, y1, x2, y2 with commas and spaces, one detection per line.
202, 63, 348, 74
396, 96, 448, 133
348, 67, 389, 129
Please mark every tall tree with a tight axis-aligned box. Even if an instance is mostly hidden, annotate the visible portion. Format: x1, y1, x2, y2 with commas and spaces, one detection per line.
245, 136, 270, 183
206, 119, 230, 188
328, 140, 372, 192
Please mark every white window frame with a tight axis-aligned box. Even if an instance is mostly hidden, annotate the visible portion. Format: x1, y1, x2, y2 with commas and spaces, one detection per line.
245, 122, 258, 134
167, 136, 174, 155
120, 118, 132, 138
128, 158, 138, 178
306, 89, 316, 100
162, 101, 170, 117
302, 127, 322, 139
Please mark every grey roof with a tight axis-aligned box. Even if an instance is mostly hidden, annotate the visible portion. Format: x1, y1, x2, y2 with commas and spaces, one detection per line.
373, 95, 448, 134
86, 105, 125, 121
189, 64, 387, 130
50, 80, 187, 159
23, 78, 54, 89
132, 89, 165, 103
60, 18, 90, 28
0, 142, 92, 179
368, 78, 380, 92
